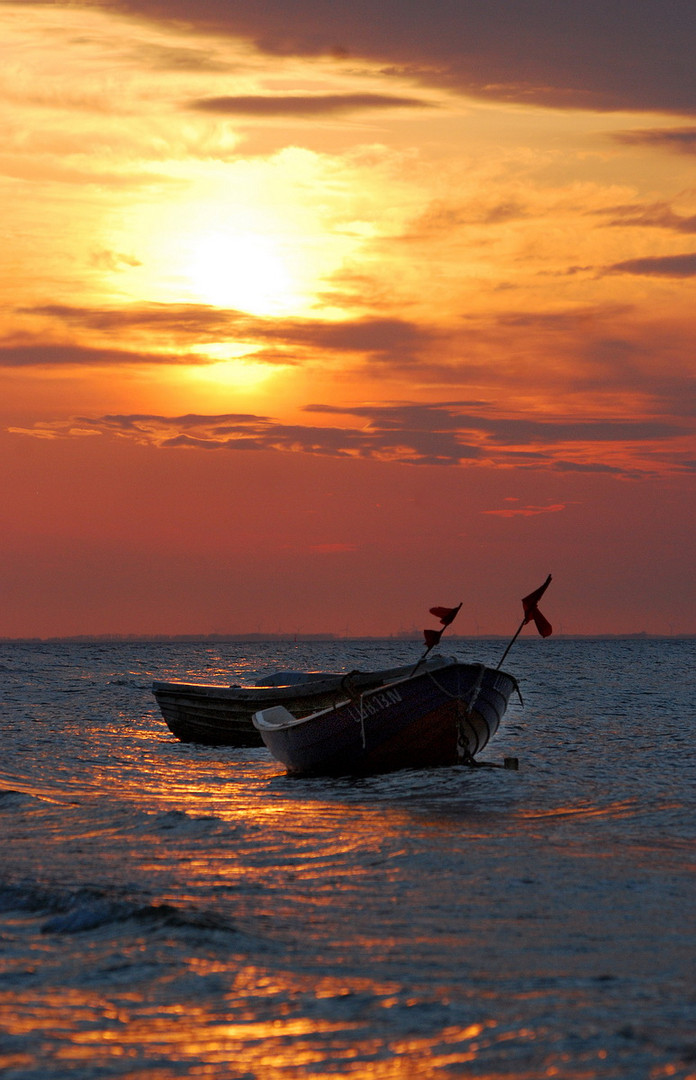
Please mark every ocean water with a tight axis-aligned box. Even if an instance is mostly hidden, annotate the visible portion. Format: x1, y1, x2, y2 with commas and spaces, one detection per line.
1, 636, 694, 1079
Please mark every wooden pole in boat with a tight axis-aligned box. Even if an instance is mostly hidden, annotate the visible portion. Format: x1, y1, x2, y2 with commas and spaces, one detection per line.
496, 619, 525, 670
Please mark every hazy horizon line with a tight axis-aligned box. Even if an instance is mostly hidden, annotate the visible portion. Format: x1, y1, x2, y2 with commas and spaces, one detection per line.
2, 632, 693, 644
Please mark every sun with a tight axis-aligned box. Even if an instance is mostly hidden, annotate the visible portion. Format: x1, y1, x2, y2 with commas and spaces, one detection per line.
185, 228, 303, 316
104, 157, 359, 318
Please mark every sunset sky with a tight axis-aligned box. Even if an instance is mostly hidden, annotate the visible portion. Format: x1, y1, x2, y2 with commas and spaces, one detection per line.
2, 0, 695, 639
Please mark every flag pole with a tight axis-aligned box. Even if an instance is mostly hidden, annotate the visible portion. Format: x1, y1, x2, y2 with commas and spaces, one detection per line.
496, 619, 525, 670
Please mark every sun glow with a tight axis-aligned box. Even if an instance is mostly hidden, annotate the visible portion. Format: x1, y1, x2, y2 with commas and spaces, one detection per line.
100, 144, 372, 321
185, 229, 301, 316
192, 355, 278, 391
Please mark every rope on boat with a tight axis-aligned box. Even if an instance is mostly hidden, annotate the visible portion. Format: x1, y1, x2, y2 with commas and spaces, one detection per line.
340, 670, 362, 697
427, 664, 487, 763
458, 664, 486, 761
349, 662, 519, 756
340, 670, 370, 747
358, 696, 367, 749
426, 662, 485, 706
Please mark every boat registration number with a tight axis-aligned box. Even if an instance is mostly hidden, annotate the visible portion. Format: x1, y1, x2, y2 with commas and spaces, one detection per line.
347, 687, 403, 723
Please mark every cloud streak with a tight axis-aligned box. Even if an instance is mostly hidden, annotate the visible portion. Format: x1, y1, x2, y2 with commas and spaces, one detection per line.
0, 343, 204, 367
483, 502, 568, 518
9, 304, 439, 368
188, 93, 431, 116
70, 0, 696, 115
600, 202, 696, 235
613, 126, 696, 154
9, 303, 696, 429
9, 403, 691, 476
606, 253, 696, 277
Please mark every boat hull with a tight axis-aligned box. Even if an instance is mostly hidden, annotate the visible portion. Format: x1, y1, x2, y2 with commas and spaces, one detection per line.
152, 678, 353, 746
152, 658, 454, 747
254, 662, 517, 776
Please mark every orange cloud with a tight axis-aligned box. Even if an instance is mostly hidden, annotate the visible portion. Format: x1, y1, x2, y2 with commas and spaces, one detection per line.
483, 503, 568, 518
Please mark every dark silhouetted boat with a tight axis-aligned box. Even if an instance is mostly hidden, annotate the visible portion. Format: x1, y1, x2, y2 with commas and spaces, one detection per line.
152, 656, 454, 747
253, 659, 518, 776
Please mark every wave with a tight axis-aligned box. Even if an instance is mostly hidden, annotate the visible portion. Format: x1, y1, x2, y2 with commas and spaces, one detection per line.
0, 788, 47, 809
42, 898, 234, 936
108, 678, 153, 691
0, 882, 236, 937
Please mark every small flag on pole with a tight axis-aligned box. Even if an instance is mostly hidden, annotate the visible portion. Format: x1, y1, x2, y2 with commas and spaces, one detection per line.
429, 604, 462, 627
423, 628, 444, 649
421, 602, 462, 654
521, 574, 553, 638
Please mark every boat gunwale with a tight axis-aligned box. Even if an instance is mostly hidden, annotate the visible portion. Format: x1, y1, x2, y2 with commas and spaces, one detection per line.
253, 660, 516, 733
152, 654, 457, 702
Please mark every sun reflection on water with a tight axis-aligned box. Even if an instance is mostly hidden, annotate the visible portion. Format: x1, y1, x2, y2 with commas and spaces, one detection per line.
0, 978, 524, 1078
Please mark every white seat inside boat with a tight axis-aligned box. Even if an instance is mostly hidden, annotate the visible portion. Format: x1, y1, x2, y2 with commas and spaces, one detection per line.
254, 705, 297, 729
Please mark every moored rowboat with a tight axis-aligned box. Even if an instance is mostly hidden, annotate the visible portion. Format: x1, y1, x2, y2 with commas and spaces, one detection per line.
253, 659, 518, 776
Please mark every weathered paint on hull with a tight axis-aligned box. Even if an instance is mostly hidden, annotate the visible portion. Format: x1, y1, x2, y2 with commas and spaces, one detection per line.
152, 686, 264, 746
152, 681, 353, 746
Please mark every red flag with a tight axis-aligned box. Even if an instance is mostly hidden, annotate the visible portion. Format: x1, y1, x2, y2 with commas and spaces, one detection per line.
429, 602, 462, 627
521, 575, 553, 637
423, 628, 443, 649
529, 608, 553, 638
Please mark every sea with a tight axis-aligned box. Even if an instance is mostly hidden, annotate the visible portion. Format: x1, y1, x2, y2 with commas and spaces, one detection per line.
1, 636, 694, 1080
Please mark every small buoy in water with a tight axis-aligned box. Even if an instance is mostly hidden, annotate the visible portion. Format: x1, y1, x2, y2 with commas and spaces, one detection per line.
503, 757, 519, 770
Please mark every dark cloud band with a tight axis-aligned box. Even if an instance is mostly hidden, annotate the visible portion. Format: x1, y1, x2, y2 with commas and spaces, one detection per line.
69, 0, 696, 115
9, 403, 691, 477
188, 93, 431, 116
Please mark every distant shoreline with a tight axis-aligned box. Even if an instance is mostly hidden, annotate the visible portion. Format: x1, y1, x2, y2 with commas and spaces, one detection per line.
1, 632, 693, 644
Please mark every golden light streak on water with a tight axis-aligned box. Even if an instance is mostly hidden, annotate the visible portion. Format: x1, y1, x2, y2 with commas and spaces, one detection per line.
0, 983, 533, 1077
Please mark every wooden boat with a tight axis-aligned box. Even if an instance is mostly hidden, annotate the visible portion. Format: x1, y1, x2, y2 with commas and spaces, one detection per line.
253, 659, 518, 776
152, 656, 454, 747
